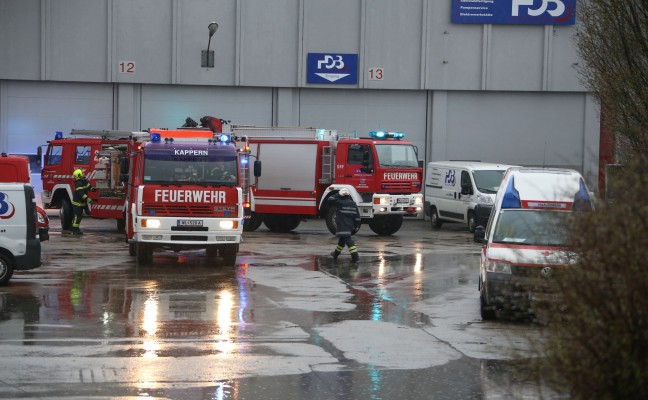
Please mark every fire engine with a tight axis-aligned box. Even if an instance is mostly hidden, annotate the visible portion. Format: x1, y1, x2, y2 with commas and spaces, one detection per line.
225, 124, 424, 236
40, 130, 143, 232
125, 127, 246, 265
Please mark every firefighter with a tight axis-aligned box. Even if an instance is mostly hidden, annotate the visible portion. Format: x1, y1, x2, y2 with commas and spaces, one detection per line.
329, 188, 361, 262
70, 168, 96, 235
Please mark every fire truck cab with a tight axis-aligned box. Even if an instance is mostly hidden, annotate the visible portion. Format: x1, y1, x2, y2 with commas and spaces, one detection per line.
39, 130, 143, 232
125, 128, 245, 266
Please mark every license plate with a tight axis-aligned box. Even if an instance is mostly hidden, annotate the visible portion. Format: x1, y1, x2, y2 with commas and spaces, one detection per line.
177, 219, 203, 227
397, 198, 410, 204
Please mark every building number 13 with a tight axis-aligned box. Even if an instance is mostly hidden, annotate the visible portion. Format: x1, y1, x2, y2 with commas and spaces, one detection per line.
368, 67, 384, 81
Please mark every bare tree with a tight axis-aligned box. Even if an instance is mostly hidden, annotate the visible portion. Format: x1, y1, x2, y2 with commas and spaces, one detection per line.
576, 0, 648, 158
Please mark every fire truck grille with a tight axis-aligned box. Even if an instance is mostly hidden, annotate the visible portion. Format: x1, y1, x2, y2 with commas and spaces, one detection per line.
381, 182, 416, 191
145, 204, 217, 217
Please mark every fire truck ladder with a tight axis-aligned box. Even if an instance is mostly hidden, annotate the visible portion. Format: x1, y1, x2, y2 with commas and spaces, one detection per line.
70, 129, 149, 140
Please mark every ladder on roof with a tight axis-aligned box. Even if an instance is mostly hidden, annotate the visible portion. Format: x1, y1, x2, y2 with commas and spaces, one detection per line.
226, 125, 338, 140
70, 129, 149, 140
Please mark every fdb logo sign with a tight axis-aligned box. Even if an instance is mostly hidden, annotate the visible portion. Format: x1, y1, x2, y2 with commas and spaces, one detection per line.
0, 192, 16, 219
307, 53, 358, 84
452, 0, 576, 25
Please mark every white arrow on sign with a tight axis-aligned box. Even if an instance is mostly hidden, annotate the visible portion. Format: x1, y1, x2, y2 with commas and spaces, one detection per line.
315, 73, 350, 83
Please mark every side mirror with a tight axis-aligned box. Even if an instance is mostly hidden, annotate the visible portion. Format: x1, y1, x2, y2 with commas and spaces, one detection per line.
36, 146, 43, 167
474, 226, 486, 244
254, 160, 262, 177
461, 184, 473, 196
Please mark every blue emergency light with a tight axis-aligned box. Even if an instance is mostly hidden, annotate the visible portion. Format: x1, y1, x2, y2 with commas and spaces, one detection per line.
573, 179, 593, 211
501, 177, 521, 209
370, 131, 406, 139
55, 131, 63, 140
219, 134, 231, 144
150, 132, 162, 143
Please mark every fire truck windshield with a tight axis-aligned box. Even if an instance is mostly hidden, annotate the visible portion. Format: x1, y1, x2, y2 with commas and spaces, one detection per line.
142, 145, 238, 185
375, 144, 419, 168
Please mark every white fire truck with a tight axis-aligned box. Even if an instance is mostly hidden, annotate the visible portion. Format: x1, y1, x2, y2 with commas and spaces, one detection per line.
125, 128, 246, 265
225, 124, 424, 236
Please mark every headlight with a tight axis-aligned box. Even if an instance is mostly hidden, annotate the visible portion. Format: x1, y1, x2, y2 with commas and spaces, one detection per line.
414, 197, 423, 205
373, 197, 389, 205
142, 219, 161, 228
219, 220, 238, 229
486, 260, 512, 274
477, 194, 493, 204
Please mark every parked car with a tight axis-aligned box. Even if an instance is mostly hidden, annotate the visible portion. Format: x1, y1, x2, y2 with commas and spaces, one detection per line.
474, 167, 593, 320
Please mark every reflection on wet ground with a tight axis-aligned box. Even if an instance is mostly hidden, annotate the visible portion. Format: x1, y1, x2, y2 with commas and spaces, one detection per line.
0, 217, 564, 399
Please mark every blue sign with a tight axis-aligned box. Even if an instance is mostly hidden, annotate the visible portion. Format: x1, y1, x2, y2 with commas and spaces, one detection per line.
451, 0, 576, 25
307, 53, 358, 84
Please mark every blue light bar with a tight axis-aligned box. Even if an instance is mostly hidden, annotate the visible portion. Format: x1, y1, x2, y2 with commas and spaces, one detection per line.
501, 176, 521, 209
573, 179, 593, 211
369, 131, 405, 139
219, 134, 231, 144
150, 132, 161, 143
55, 131, 63, 140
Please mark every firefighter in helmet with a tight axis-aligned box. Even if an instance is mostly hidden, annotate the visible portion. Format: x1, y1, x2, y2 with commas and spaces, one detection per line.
329, 187, 361, 262
71, 168, 96, 235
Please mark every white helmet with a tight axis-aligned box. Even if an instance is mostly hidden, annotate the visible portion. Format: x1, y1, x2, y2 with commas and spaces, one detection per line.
339, 188, 350, 196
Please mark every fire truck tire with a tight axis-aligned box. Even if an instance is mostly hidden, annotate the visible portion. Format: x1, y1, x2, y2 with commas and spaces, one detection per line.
128, 243, 136, 256
117, 217, 126, 233
60, 198, 73, 231
325, 207, 360, 236
243, 212, 263, 232
0, 253, 15, 285
221, 244, 239, 265
206, 245, 218, 260
263, 214, 300, 233
368, 215, 403, 236
136, 242, 152, 265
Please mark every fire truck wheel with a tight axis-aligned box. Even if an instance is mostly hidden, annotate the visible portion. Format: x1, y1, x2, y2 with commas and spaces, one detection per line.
136, 242, 152, 265
117, 217, 126, 233
206, 246, 218, 260
325, 208, 360, 236
221, 244, 239, 266
368, 215, 403, 236
243, 212, 263, 232
0, 253, 15, 285
263, 214, 301, 233
60, 198, 73, 231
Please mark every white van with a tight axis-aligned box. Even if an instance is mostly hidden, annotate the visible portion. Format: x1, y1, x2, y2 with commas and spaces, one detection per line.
424, 161, 517, 232
0, 183, 42, 285
473, 167, 593, 320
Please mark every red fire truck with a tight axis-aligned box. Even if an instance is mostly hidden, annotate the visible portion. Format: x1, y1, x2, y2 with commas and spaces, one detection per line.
227, 125, 424, 236
125, 128, 246, 265
40, 130, 145, 232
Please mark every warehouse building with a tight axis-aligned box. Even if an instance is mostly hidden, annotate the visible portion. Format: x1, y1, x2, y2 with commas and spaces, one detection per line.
0, 0, 601, 191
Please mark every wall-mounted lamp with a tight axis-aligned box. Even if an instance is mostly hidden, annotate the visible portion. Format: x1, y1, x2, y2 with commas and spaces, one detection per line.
201, 21, 219, 68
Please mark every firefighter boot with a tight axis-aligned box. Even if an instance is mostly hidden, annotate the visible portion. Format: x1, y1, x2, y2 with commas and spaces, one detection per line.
351, 251, 359, 263
72, 228, 83, 236
330, 248, 341, 262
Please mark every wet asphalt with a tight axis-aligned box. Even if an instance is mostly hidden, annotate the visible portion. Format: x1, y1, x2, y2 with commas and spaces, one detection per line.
0, 214, 565, 399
